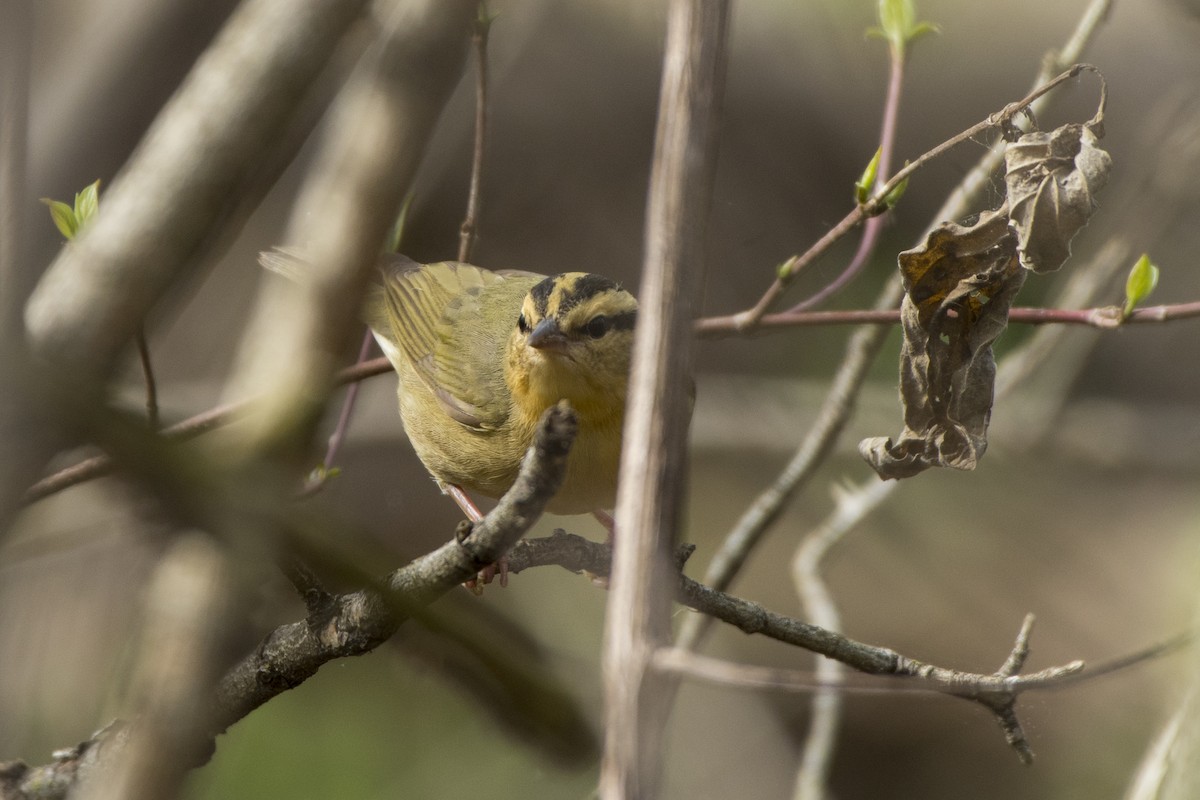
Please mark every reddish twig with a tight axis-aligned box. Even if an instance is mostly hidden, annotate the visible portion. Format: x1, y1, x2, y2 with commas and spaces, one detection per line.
709, 63, 1106, 333
697, 300, 1200, 338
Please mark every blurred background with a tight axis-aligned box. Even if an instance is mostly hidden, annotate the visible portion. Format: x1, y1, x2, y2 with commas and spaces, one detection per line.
3, 0, 1199, 797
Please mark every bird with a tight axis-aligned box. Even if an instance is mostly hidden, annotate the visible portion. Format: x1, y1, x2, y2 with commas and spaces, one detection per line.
262, 251, 637, 583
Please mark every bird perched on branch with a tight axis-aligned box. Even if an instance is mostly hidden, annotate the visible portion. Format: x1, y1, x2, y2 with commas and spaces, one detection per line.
262, 251, 637, 581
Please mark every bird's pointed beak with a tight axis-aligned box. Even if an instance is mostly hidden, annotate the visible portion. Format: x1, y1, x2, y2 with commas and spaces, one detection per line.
527, 318, 568, 352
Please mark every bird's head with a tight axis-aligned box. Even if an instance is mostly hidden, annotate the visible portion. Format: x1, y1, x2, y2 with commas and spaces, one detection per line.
506, 272, 637, 419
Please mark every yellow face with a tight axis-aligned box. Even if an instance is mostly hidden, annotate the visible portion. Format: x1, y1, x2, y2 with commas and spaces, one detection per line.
505, 272, 637, 419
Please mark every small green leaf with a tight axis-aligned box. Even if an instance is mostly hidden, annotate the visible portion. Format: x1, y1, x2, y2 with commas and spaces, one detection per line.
882, 174, 909, 209
855, 147, 882, 205
867, 0, 939, 54
776, 256, 797, 280
476, 1, 498, 29
74, 179, 101, 228
40, 198, 78, 239
1123, 254, 1160, 319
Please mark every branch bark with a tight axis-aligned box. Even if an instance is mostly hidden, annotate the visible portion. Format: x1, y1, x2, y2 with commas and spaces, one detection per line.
600, 1, 729, 796
213, 0, 477, 463
6, 0, 376, 535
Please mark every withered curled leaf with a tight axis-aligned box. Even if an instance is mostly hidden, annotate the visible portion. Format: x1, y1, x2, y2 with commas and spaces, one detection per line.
863, 103, 1111, 481
1005, 121, 1111, 273
859, 209, 1026, 479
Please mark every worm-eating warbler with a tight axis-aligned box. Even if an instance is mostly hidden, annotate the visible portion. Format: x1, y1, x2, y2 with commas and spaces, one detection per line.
265, 251, 636, 516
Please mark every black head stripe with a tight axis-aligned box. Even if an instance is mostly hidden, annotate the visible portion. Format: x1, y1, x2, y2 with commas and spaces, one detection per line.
609, 310, 637, 331
529, 277, 556, 317
556, 274, 623, 315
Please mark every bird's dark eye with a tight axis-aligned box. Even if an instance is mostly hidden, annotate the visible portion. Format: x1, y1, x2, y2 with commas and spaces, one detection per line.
584, 315, 611, 339
517, 313, 530, 333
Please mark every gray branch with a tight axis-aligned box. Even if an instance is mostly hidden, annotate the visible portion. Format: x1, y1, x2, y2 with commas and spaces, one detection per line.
600, 0, 729, 796
0, 404, 579, 800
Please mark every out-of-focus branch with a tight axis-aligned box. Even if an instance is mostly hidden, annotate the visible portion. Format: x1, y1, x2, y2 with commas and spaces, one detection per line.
600, 1, 729, 797
6, 0, 376, 535
21, 358, 393, 505
211, 402, 578, 735
75, 536, 240, 800
0, 0, 35, 527
134, 328, 159, 429
0, 406, 587, 799
717, 63, 1104, 333
24, 0, 374, 376
0, 0, 30, 338
680, 4, 1115, 651
214, 0, 477, 463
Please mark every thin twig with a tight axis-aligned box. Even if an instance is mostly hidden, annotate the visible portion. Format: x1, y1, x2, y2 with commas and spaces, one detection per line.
134, 327, 159, 429
9, 528, 1186, 797
792, 478, 896, 798
213, 402, 578, 732
24, 286, 1199, 507
788, 30, 906, 316
697, 298, 1200, 336
780, 227, 1132, 786
457, 4, 492, 264
708, 63, 1105, 334
680, 55, 1113, 656
299, 329, 374, 496
21, 357, 392, 505
789, 38, 908, 796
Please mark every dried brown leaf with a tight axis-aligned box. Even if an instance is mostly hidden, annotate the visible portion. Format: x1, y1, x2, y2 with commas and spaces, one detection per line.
860, 209, 1026, 479
1005, 122, 1111, 273
862, 108, 1111, 480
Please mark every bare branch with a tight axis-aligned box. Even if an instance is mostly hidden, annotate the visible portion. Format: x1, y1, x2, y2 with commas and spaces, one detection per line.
21, 358, 392, 505
75, 536, 240, 800
0, 0, 35, 530
706, 64, 1108, 334
0, 406, 584, 799
601, 0, 729, 796
680, 24, 1116, 651
212, 401, 578, 734
26, 279, 1200, 507
458, 5, 494, 263
133, 328, 159, 429
299, 330, 376, 496
24, 0, 374, 376
215, 0, 477, 461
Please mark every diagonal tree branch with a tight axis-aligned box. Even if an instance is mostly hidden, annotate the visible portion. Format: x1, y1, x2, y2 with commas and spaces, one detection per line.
211, 402, 579, 734
6, 0, 379, 537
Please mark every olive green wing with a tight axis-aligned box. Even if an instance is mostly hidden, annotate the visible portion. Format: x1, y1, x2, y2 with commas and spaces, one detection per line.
372, 257, 539, 431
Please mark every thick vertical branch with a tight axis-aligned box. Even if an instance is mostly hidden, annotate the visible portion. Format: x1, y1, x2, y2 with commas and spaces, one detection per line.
0, 0, 34, 525
0, 0, 30, 337
600, 1, 729, 797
